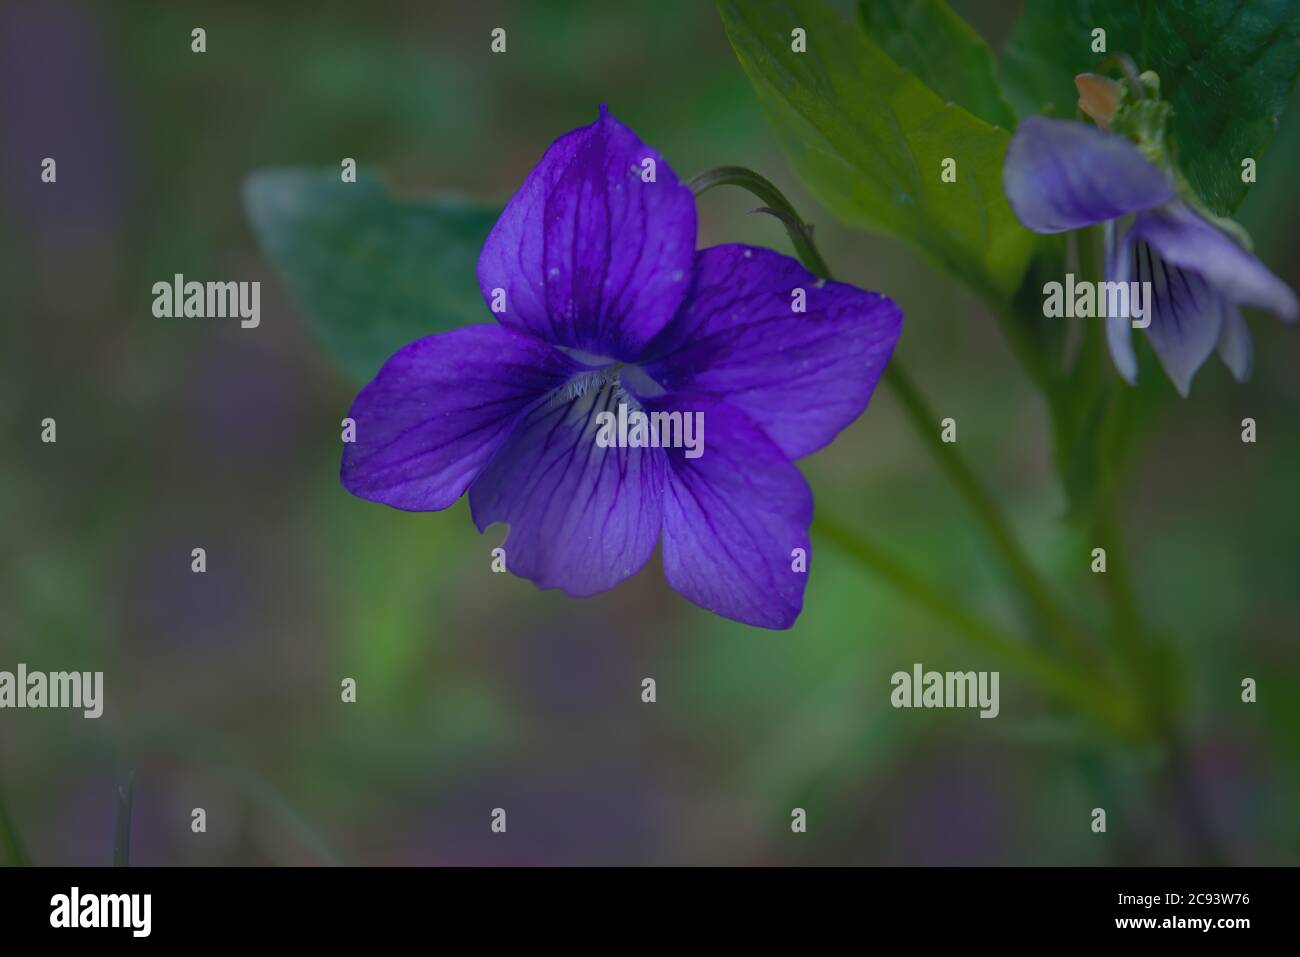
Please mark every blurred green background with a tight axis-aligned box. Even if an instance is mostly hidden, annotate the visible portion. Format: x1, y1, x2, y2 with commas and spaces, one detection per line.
1, 0, 1297, 866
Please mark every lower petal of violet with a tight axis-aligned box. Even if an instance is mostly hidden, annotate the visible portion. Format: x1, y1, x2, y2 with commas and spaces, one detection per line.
468, 377, 666, 598
1131, 205, 1299, 323
1104, 219, 1139, 384
341, 325, 580, 511
1216, 301, 1255, 383
1129, 234, 1224, 397
656, 396, 813, 630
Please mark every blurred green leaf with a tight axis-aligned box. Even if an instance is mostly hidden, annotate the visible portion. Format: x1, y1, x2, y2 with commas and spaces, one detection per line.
717, 0, 1035, 300
857, 0, 1015, 130
1001, 0, 1300, 215
244, 169, 498, 384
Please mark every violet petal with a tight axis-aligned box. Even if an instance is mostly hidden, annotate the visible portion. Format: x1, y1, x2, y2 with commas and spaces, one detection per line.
1105, 219, 1139, 384
1131, 204, 1299, 323
341, 325, 579, 511
641, 245, 902, 459
1217, 301, 1254, 383
468, 380, 666, 597
476, 106, 697, 359
656, 396, 812, 629
1127, 234, 1224, 397
1003, 116, 1173, 233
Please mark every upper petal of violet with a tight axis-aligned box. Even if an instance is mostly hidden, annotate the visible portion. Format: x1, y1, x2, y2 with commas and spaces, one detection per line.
476, 106, 697, 360
1003, 116, 1174, 233
640, 244, 902, 460
341, 325, 580, 511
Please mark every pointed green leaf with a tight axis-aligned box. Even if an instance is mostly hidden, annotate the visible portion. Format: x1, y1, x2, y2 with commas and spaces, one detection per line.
857, 0, 1016, 130
718, 0, 1035, 300
244, 169, 498, 384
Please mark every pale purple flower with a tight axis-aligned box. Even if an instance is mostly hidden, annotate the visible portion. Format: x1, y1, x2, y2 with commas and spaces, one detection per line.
340, 107, 902, 629
1004, 116, 1298, 396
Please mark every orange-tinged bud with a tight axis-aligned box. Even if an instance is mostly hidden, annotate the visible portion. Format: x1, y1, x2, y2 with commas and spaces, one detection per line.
1075, 73, 1123, 128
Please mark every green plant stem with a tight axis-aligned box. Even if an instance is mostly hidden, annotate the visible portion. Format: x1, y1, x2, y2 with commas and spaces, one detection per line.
687, 166, 832, 278
814, 513, 1140, 737
0, 776, 29, 866
882, 362, 1093, 661
690, 165, 1096, 663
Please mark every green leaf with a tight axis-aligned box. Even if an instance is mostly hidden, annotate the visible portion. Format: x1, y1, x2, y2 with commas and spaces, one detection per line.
1001, 0, 1300, 215
718, 0, 1035, 300
856, 0, 1015, 130
243, 169, 499, 384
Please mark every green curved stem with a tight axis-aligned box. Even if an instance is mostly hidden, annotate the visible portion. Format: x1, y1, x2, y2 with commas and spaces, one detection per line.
814, 513, 1141, 737
882, 362, 1093, 660
691, 165, 1095, 661
688, 166, 832, 278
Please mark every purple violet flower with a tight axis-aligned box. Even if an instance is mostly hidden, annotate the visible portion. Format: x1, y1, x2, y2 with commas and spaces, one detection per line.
1004, 115, 1298, 396
340, 107, 902, 629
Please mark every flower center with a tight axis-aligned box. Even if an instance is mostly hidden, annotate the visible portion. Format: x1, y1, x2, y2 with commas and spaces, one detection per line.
555, 348, 665, 405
